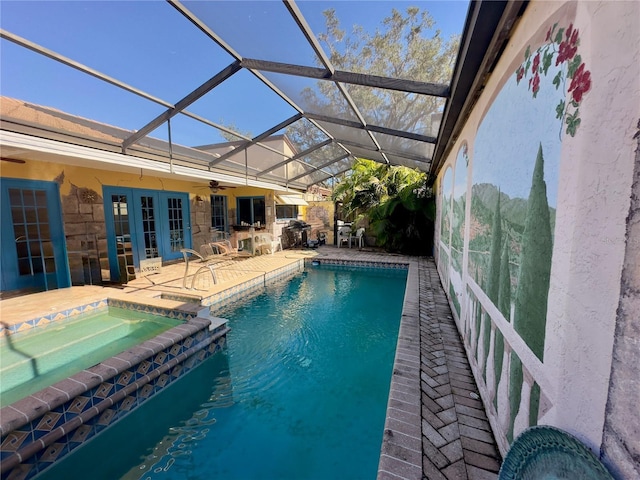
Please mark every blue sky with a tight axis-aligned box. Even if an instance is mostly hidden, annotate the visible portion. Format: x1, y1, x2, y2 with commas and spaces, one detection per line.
473, 59, 563, 207
0, 1, 469, 146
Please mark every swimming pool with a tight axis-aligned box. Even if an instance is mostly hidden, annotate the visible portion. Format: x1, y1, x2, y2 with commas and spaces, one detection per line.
39, 265, 407, 479
0, 307, 182, 407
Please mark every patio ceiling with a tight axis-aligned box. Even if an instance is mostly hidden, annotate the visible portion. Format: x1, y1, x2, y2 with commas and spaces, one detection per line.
0, 0, 526, 191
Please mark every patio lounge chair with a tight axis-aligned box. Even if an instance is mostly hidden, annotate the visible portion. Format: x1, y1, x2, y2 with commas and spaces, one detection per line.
201, 240, 242, 259
180, 248, 233, 290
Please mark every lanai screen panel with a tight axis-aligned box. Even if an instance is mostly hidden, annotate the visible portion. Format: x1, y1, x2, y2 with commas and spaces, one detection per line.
260, 71, 362, 124
186, 69, 298, 144
296, 1, 463, 84
298, 142, 349, 169
182, 1, 321, 68
293, 158, 353, 186
313, 122, 378, 150
344, 145, 387, 165
384, 154, 431, 171
345, 84, 445, 136
374, 132, 435, 160
282, 117, 332, 153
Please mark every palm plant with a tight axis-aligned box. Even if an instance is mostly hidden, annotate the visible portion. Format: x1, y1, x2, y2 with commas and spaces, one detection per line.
332, 159, 435, 255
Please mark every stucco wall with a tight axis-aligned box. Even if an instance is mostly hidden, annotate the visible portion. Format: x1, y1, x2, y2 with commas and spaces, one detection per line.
433, 0, 639, 468
601, 126, 640, 480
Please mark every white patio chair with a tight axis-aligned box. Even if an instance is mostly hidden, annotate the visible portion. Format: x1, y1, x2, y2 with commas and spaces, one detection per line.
337, 226, 351, 248
254, 233, 282, 255
349, 228, 365, 249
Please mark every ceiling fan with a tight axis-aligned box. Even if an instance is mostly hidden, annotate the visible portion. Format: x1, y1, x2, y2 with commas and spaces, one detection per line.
193, 180, 237, 193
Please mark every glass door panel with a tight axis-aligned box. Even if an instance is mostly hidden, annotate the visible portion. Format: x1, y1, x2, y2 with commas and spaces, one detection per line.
167, 196, 185, 253
140, 195, 159, 259
1, 180, 69, 292
111, 194, 136, 283
104, 187, 190, 283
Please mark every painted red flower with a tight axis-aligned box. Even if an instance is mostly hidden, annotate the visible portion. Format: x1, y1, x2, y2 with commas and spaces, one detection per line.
545, 26, 552, 41
532, 52, 540, 74
569, 63, 591, 102
565, 23, 574, 41
516, 66, 525, 83
557, 40, 577, 65
532, 73, 541, 94
569, 28, 579, 47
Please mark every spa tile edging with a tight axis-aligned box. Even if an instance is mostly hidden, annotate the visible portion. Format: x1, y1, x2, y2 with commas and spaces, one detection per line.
0, 297, 204, 338
0, 299, 109, 337
0, 317, 229, 480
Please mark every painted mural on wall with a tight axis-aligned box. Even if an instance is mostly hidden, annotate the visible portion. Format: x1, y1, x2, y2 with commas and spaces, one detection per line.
449, 144, 469, 317
446, 18, 594, 447
438, 166, 453, 289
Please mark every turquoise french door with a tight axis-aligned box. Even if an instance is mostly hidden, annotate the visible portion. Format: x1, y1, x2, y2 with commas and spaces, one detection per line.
0, 178, 70, 292
104, 187, 190, 283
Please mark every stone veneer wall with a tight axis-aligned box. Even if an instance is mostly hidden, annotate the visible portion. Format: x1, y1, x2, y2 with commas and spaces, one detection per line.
61, 185, 106, 286
190, 195, 212, 251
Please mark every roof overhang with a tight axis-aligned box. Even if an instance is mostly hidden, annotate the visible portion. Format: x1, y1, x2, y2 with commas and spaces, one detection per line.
276, 194, 309, 206
0, 130, 296, 193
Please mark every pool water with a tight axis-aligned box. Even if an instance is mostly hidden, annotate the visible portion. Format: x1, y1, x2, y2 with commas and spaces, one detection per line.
0, 307, 181, 407
39, 266, 407, 480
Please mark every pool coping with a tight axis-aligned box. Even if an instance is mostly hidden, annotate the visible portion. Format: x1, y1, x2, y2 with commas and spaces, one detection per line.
377, 258, 424, 479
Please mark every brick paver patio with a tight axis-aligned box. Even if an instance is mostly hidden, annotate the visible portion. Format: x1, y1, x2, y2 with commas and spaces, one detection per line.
377, 257, 501, 480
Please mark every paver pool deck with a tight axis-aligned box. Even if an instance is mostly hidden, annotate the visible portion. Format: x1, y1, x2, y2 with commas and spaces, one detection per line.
0, 247, 501, 479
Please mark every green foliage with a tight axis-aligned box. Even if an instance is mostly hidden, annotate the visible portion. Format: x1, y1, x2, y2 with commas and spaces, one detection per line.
493, 329, 504, 410
493, 241, 510, 409
449, 283, 460, 317
498, 240, 511, 319
333, 159, 434, 255
565, 109, 581, 137
486, 193, 502, 304
513, 144, 553, 361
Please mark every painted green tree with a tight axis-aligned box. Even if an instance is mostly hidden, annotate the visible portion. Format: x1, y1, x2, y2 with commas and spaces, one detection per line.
474, 265, 483, 360
486, 192, 502, 302
513, 144, 553, 360
509, 143, 553, 440
494, 240, 511, 407
508, 353, 523, 442
498, 239, 512, 319
484, 193, 501, 380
